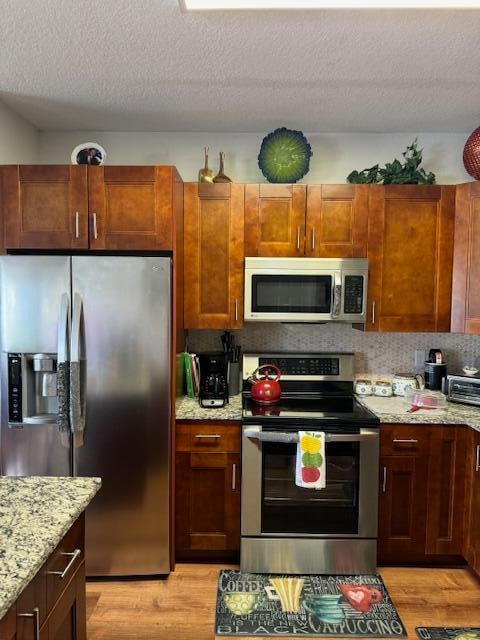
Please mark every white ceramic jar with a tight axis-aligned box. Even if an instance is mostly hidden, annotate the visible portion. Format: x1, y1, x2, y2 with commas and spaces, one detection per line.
392, 373, 425, 396
373, 380, 393, 397
355, 379, 373, 396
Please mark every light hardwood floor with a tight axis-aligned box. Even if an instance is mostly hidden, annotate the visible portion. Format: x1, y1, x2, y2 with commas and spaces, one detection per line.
86, 564, 480, 639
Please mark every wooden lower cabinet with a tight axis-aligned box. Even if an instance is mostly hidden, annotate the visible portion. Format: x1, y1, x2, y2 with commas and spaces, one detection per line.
465, 429, 480, 575
378, 425, 467, 564
175, 421, 241, 559
0, 516, 86, 640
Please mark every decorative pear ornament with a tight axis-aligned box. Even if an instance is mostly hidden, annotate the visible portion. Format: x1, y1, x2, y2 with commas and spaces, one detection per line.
213, 151, 232, 183
198, 146, 214, 183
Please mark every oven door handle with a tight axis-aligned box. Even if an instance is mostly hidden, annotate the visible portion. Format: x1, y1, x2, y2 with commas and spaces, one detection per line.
244, 427, 378, 443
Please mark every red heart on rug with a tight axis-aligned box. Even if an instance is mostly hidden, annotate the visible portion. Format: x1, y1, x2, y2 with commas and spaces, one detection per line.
339, 584, 383, 613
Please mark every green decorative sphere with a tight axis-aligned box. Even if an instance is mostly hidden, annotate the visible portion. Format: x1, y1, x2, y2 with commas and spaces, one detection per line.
258, 127, 312, 183
302, 452, 323, 468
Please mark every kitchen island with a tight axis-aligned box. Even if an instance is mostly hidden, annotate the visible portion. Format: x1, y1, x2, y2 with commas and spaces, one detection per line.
0, 476, 101, 639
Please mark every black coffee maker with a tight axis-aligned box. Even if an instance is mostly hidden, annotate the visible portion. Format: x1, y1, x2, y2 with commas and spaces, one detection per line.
198, 352, 229, 408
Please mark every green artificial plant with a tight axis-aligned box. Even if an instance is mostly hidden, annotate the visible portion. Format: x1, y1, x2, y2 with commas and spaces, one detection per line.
347, 139, 436, 185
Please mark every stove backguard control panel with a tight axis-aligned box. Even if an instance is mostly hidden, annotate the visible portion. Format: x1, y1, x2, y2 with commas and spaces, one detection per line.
243, 352, 354, 383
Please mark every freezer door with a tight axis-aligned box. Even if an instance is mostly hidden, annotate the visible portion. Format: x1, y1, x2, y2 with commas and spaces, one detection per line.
0, 256, 71, 477
72, 256, 171, 576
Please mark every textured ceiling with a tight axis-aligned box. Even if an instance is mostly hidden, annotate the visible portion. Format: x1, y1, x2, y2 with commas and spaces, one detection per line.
1, 0, 479, 132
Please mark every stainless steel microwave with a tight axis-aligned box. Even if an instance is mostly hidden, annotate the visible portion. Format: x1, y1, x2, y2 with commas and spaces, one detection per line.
244, 257, 368, 323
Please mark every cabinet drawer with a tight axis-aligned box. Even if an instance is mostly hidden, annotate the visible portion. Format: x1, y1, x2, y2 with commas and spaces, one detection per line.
46, 514, 84, 612
380, 425, 430, 456
176, 423, 241, 452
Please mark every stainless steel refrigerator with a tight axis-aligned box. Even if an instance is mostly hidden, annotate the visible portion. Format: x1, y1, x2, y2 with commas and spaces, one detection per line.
0, 255, 171, 577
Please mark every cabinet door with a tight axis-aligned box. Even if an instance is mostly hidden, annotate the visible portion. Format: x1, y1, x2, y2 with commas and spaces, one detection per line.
465, 430, 480, 575
43, 563, 86, 640
0, 607, 16, 640
306, 185, 368, 257
378, 426, 429, 561
87, 166, 173, 250
244, 184, 306, 256
184, 183, 244, 329
425, 426, 467, 556
4, 166, 88, 249
15, 562, 47, 639
451, 181, 480, 334
175, 452, 240, 556
367, 185, 455, 331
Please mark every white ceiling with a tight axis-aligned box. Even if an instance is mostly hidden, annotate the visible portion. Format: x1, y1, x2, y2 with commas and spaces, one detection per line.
1, 0, 479, 133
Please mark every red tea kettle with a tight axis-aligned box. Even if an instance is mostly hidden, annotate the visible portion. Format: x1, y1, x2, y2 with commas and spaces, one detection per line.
249, 364, 281, 405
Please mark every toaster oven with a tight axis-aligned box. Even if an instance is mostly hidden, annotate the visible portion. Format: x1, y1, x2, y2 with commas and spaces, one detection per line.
443, 374, 480, 406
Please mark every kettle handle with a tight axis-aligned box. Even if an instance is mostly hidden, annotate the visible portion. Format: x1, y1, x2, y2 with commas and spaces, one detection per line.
251, 364, 281, 382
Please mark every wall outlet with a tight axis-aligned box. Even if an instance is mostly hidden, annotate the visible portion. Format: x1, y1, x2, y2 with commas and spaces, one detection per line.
415, 349, 426, 368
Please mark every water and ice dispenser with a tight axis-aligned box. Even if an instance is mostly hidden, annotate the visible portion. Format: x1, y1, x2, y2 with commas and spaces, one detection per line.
8, 352, 58, 424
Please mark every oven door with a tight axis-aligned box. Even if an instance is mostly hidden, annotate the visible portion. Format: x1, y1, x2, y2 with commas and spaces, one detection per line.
241, 425, 379, 538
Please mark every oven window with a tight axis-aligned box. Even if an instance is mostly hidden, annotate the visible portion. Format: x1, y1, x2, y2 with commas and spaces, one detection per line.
251, 275, 332, 313
261, 441, 359, 535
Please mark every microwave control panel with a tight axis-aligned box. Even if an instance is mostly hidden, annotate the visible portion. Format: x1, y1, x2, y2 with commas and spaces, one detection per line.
343, 275, 364, 314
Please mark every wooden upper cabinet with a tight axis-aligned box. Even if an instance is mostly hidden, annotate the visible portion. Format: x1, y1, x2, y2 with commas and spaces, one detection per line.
366, 185, 455, 332
4, 165, 88, 249
244, 184, 306, 256
451, 181, 480, 334
88, 166, 174, 250
184, 183, 244, 329
306, 185, 368, 257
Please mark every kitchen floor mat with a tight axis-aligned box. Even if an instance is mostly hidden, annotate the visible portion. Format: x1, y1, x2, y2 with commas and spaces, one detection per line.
215, 569, 406, 637
416, 629, 480, 640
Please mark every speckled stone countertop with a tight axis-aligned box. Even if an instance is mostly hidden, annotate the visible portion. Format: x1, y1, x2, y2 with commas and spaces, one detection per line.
176, 394, 242, 421
357, 393, 480, 432
0, 476, 101, 620
176, 392, 480, 432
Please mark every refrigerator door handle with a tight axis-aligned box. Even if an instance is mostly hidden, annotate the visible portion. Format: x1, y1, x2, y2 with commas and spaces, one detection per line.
57, 293, 70, 365
56, 294, 71, 443
70, 293, 85, 448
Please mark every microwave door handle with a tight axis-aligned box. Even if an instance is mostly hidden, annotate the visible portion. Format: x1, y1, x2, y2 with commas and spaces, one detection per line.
332, 274, 342, 318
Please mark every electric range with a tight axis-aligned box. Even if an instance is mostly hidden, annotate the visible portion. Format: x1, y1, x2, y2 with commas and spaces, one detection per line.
240, 352, 380, 575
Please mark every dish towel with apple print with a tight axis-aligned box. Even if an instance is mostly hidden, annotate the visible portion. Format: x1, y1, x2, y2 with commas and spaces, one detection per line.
295, 431, 326, 489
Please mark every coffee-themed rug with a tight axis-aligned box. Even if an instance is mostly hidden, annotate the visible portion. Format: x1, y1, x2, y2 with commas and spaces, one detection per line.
416, 629, 480, 640
215, 570, 406, 637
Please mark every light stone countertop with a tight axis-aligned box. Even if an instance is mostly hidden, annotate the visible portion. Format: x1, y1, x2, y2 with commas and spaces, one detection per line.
176, 394, 243, 421
0, 476, 101, 620
176, 392, 480, 432
357, 392, 480, 432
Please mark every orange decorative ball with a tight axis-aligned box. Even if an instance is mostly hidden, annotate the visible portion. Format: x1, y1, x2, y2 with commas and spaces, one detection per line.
463, 127, 480, 180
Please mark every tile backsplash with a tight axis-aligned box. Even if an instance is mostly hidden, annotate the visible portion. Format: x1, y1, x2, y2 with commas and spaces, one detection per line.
186, 324, 480, 376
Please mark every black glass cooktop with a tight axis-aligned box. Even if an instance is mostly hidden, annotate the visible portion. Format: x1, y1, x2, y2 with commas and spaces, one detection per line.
242, 394, 379, 426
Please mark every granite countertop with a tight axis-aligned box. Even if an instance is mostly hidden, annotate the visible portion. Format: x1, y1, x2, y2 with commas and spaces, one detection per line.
176, 394, 243, 421
176, 391, 480, 432
0, 476, 101, 620
357, 392, 480, 432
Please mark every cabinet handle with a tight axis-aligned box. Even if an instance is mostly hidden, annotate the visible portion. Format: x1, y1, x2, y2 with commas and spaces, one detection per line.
194, 434, 221, 439
234, 299, 238, 322
311, 228, 315, 251
92, 213, 98, 240
297, 226, 301, 251
232, 463, 237, 490
75, 211, 80, 239
18, 607, 40, 640
372, 301, 376, 325
393, 438, 418, 444
382, 466, 387, 493
47, 548, 81, 579
476, 444, 480, 472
